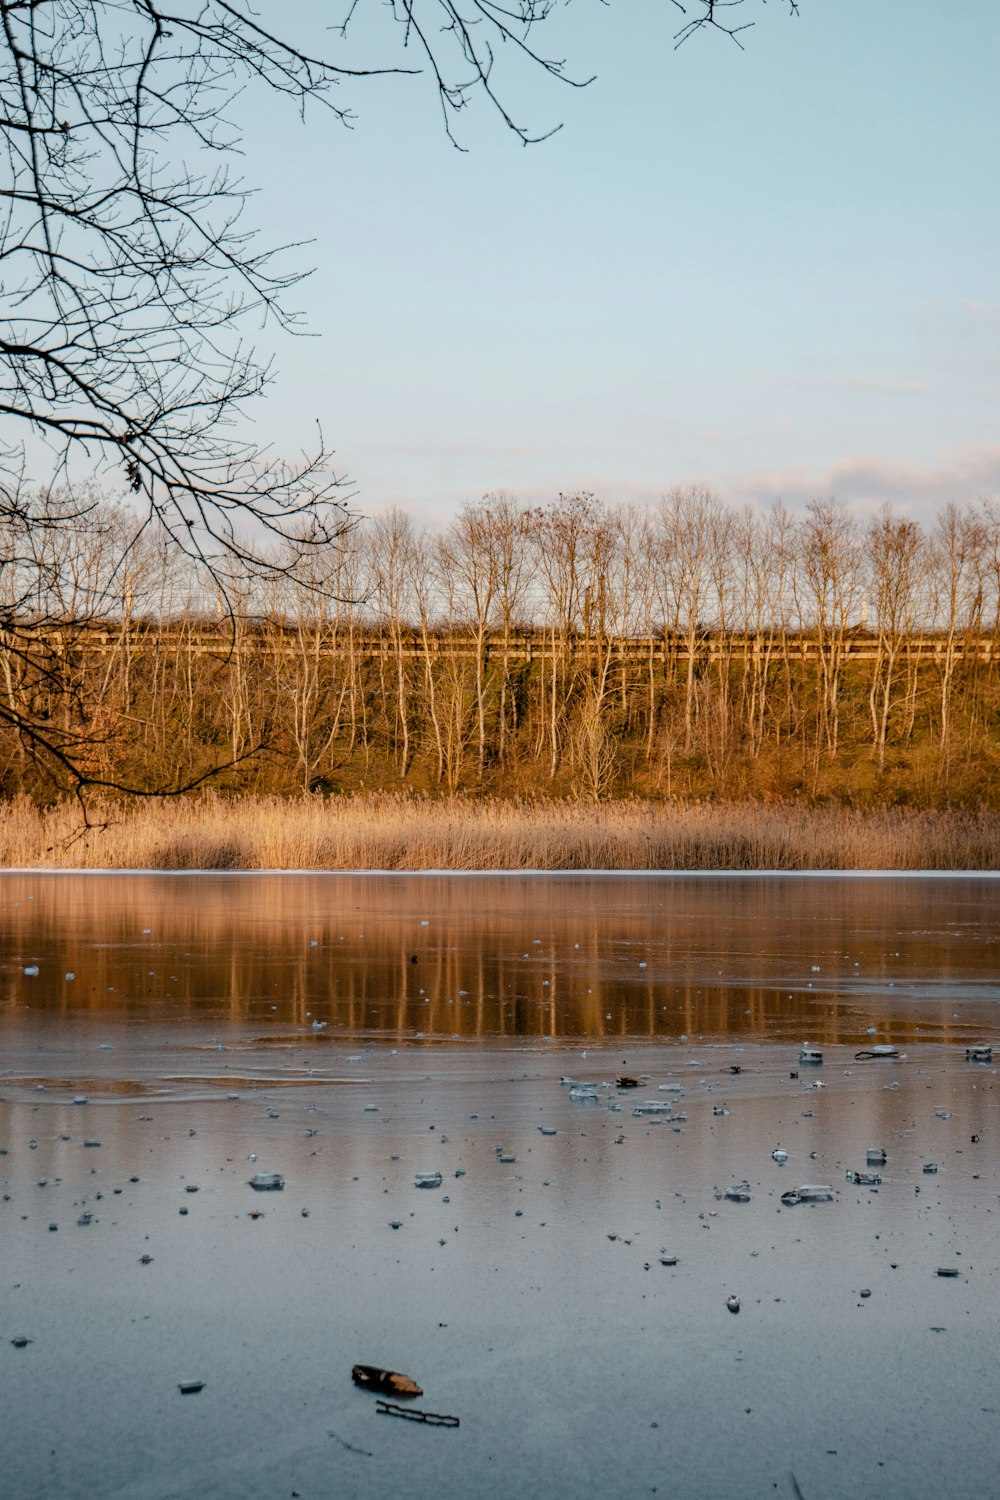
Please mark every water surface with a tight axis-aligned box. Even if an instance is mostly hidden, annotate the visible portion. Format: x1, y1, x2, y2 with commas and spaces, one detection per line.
3, 874, 999, 1499
3, 871, 999, 1056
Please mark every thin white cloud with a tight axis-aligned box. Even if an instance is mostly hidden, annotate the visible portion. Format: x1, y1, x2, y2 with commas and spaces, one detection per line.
364, 440, 536, 461
780, 373, 932, 395
961, 299, 1000, 325
348, 446, 1000, 529
836, 376, 931, 394
733, 444, 1000, 516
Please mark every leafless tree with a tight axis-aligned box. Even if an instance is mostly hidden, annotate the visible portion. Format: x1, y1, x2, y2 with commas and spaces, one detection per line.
478, 492, 534, 766
0, 485, 162, 791
440, 501, 499, 778
864, 505, 926, 774
623, 506, 661, 763
796, 499, 862, 767
407, 526, 447, 785
276, 541, 358, 794
1, 0, 807, 797
0, 0, 586, 792
930, 502, 986, 769
432, 538, 477, 792
657, 486, 721, 753
0, 0, 619, 556
978, 499, 1000, 700
369, 510, 418, 776
529, 493, 600, 778
732, 504, 774, 758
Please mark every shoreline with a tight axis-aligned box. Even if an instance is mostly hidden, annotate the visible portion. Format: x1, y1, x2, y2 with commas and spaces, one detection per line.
1, 792, 999, 871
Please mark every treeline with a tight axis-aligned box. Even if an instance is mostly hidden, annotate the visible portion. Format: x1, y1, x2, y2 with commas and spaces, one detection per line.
3, 487, 1000, 805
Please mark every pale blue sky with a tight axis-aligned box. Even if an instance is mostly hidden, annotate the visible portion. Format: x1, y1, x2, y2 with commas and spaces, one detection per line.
236, 0, 999, 526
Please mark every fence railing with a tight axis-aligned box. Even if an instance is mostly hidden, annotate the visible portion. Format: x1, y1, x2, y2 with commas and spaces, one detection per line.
8, 625, 999, 665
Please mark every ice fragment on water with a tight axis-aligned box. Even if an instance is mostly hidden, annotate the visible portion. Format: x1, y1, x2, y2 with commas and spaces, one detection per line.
249, 1172, 284, 1190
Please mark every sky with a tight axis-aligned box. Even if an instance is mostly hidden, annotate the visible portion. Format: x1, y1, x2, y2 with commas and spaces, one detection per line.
231, 0, 999, 529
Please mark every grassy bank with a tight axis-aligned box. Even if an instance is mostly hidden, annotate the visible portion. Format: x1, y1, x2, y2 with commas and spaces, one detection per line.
0, 793, 998, 871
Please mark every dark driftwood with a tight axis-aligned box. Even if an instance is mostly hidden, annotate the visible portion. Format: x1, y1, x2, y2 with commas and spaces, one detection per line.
351, 1365, 423, 1398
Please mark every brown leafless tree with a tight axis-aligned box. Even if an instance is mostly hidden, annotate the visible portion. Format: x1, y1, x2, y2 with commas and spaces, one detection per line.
930, 502, 987, 771
864, 505, 926, 774
369, 510, 418, 777
796, 499, 862, 768
529, 493, 600, 778
657, 486, 721, 753
0, 0, 604, 792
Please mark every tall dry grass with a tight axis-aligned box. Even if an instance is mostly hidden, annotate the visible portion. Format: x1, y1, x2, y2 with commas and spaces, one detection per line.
0, 793, 997, 871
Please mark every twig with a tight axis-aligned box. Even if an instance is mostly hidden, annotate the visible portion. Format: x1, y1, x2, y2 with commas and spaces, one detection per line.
376, 1400, 460, 1427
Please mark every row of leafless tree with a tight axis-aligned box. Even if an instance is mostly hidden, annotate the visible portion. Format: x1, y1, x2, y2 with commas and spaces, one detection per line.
2, 487, 999, 802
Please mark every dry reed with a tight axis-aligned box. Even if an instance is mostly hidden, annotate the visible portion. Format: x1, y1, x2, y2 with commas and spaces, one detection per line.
0, 793, 997, 871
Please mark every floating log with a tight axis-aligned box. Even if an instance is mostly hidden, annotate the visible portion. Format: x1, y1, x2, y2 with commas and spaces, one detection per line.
352, 1365, 423, 1398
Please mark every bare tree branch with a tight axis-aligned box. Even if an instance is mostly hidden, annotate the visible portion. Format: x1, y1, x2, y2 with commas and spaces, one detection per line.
0, 0, 805, 797
674, 0, 800, 51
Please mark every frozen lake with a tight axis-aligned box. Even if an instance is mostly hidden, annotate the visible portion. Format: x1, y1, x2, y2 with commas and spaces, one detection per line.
3, 873, 1000, 1499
